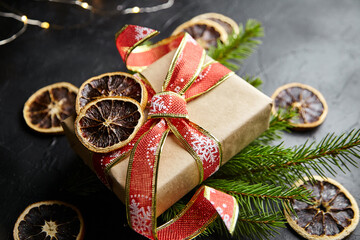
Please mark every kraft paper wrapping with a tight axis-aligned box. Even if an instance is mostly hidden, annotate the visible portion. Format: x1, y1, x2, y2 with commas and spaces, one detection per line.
62, 50, 273, 217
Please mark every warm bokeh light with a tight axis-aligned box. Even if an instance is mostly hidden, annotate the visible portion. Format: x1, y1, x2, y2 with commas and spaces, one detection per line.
132, 6, 140, 13
41, 22, 50, 29
21, 15, 28, 23
80, 2, 89, 9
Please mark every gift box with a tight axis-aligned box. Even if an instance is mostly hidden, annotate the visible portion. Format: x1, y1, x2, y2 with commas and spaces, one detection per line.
63, 30, 272, 219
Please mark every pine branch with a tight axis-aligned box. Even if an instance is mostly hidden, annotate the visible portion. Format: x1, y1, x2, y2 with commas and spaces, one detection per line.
204, 179, 312, 214
201, 204, 286, 240
217, 129, 360, 185
252, 109, 296, 145
161, 129, 360, 239
207, 19, 264, 71
243, 74, 263, 89
159, 188, 289, 240
234, 212, 285, 240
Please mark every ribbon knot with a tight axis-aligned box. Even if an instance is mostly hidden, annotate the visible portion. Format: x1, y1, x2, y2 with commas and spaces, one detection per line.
148, 92, 188, 119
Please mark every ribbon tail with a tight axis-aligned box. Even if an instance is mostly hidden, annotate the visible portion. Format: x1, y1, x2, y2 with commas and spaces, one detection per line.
168, 118, 222, 182
126, 119, 169, 239
115, 25, 184, 71
203, 186, 239, 235
157, 186, 239, 239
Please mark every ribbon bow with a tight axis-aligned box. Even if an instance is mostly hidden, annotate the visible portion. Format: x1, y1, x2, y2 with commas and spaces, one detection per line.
93, 25, 239, 240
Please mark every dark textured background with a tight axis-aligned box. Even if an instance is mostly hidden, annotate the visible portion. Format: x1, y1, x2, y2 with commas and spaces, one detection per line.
1, 0, 360, 239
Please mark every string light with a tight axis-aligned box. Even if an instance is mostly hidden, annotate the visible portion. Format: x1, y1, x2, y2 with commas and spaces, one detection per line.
0, 11, 50, 45
131, 7, 141, 14
121, 0, 175, 14
0, 0, 174, 46
42, 0, 174, 14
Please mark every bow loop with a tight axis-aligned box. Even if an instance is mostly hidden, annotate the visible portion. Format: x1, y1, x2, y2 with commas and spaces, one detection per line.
148, 92, 188, 119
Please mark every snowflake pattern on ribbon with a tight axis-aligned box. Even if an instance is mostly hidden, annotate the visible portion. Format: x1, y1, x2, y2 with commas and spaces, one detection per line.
129, 198, 152, 236
150, 95, 168, 113
209, 188, 232, 230
196, 64, 212, 83
190, 132, 219, 165
134, 26, 153, 41
145, 133, 162, 169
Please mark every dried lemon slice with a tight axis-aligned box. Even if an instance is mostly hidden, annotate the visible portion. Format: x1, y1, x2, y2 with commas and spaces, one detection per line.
271, 82, 328, 130
172, 19, 228, 50
23, 82, 78, 134
285, 176, 359, 240
75, 96, 144, 153
76, 72, 147, 114
13, 200, 84, 240
191, 12, 239, 34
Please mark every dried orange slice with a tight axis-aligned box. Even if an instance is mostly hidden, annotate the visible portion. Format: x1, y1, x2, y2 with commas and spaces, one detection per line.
285, 176, 359, 240
76, 72, 147, 115
191, 12, 239, 35
13, 200, 84, 240
23, 82, 78, 134
172, 19, 228, 50
271, 82, 328, 130
75, 96, 144, 153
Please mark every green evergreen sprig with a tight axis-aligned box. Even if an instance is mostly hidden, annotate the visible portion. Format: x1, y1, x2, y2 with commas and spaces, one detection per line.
206, 209, 286, 240
243, 75, 263, 89
207, 19, 264, 71
252, 110, 296, 145
160, 126, 360, 239
204, 179, 312, 213
215, 129, 360, 187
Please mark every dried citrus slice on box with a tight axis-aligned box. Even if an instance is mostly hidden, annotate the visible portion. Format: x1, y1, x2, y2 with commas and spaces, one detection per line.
23, 82, 78, 134
75, 96, 144, 153
13, 200, 84, 240
172, 19, 228, 50
191, 12, 239, 35
76, 72, 147, 114
271, 82, 328, 130
285, 176, 359, 240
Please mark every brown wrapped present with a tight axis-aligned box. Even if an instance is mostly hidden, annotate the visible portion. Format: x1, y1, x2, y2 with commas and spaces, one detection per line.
63, 49, 272, 217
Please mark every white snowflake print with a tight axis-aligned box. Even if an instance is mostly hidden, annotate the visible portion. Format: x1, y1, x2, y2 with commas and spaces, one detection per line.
157, 120, 166, 128
174, 86, 181, 93
196, 65, 212, 83
129, 199, 152, 236
148, 145, 158, 154
107, 149, 126, 161
150, 95, 168, 113
146, 133, 161, 169
216, 206, 223, 215
134, 26, 152, 41
190, 132, 219, 165
223, 214, 231, 230
214, 201, 231, 230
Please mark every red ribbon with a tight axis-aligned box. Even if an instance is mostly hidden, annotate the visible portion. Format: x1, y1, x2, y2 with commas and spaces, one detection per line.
93, 25, 238, 239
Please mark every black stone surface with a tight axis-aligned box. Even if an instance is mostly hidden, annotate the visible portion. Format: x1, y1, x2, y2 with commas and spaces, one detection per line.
1, 0, 359, 239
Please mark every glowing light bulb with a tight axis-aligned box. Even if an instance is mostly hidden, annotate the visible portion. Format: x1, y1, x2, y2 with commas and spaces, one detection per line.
41, 22, 50, 29
21, 15, 28, 23
81, 2, 89, 9
132, 6, 140, 13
